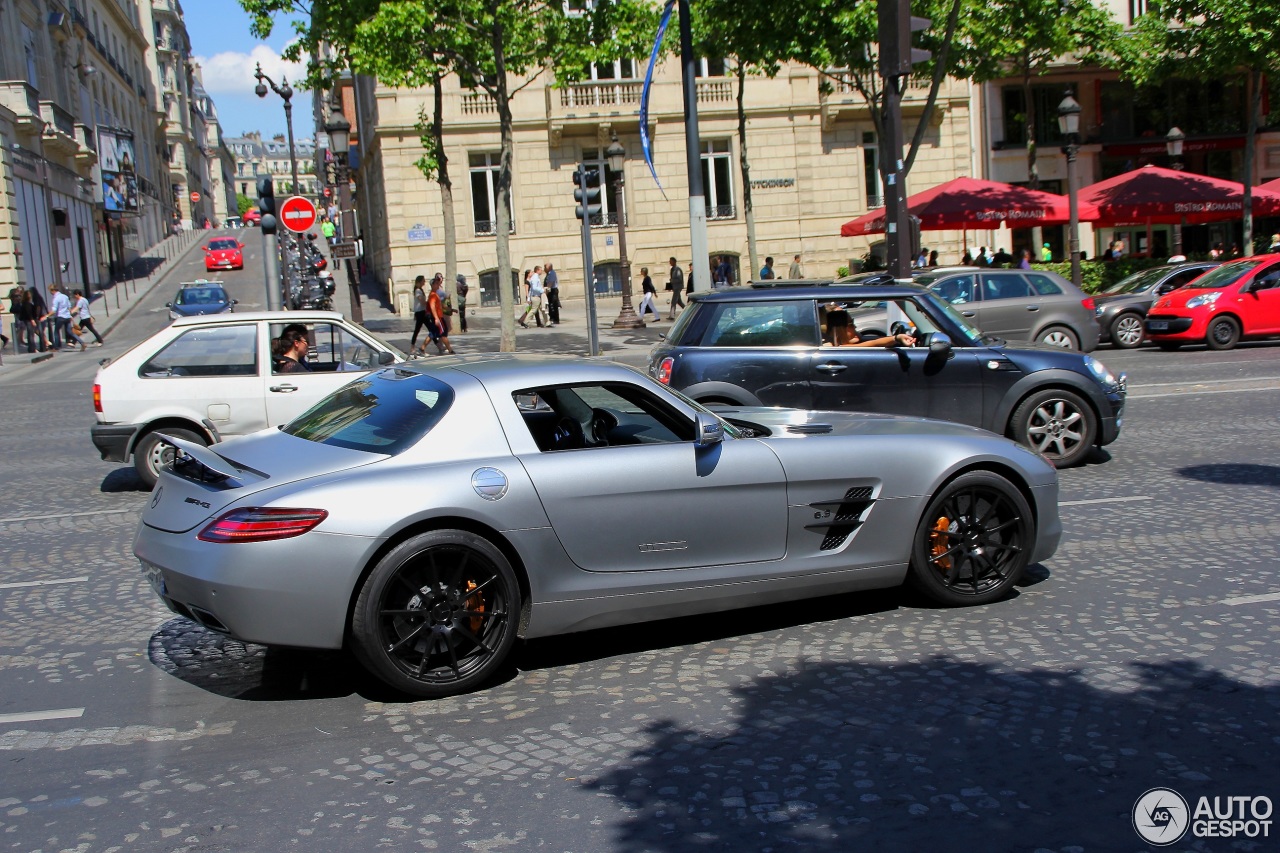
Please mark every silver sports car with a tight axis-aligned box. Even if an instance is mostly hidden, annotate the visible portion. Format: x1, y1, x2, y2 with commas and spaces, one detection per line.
134, 356, 1061, 698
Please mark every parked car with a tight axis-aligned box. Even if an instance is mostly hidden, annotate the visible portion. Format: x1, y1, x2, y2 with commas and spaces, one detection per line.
224, 216, 243, 229
166, 281, 236, 320
203, 237, 245, 272
1145, 255, 1280, 350
134, 357, 1061, 698
1093, 261, 1218, 348
649, 282, 1127, 467
91, 310, 404, 487
242, 208, 261, 226
913, 268, 1101, 351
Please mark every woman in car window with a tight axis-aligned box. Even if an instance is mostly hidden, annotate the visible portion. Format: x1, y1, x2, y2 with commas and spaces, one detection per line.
823, 306, 915, 348
273, 324, 311, 372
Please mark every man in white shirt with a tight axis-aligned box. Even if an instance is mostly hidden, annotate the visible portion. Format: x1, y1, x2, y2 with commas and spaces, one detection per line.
71, 290, 104, 346
518, 265, 548, 328
42, 285, 84, 352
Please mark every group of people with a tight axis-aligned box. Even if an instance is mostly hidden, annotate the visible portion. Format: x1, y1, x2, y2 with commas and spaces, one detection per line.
517, 264, 559, 328
411, 273, 465, 356
3, 284, 104, 355
755, 254, 805, 281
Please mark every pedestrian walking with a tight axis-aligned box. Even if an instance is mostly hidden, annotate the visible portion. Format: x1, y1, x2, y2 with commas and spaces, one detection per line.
666, 256, 685, 319
1017, 249, 1032, 270
14, 289, 41, 353
787, 254, 804, 279
518, 266, 548, 328
544, 262, 560, 326
410, 276, 432, 357
71, 290, 104, 346
636, 267, 660, 321
1041, 242, 1053, 262
455, 273, 469, 333
320, 217, 337, 247
429, 274, 456, 354
760, 256, 775, 280
43, 284, 83, 352
713, 255, 734, 289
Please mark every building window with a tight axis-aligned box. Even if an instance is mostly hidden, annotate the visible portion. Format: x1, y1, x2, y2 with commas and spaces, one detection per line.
1001, 86, 1066, 147
593, 262, 623, 294
1129, 0, 1147, 22
581, 147, 625, 227
696, 58, 727, 77
700, 139, 735, 220
584, 58, 638, 81
470, 152, 514, 236
22, 24, 38, 88
862, 131, 882, 207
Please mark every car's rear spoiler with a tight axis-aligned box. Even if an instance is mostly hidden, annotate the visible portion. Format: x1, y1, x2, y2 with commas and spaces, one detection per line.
156, 433, 264, 487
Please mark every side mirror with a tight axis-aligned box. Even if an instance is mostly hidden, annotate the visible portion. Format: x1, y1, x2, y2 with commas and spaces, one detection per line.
378, 351, 396, 365
694, 412, 725, 447
237, 242, 245, 249
202, 247, 209, 253
231, 299, 238, 305
164, 302, 172, 308
929, 332, 953, 358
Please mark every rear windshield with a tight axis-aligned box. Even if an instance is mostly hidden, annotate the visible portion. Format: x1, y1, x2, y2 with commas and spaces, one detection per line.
283, 368, 454, 455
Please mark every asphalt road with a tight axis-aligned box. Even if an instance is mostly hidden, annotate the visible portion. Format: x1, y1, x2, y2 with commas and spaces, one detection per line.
1, 253, 1279, 851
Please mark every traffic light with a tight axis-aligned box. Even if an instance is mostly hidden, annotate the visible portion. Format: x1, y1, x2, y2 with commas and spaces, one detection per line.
573, 167, 601, 221
878, 0, 931, 78
257, 175, 277, 235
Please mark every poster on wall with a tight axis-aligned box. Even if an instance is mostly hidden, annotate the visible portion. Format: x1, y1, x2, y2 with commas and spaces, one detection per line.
97, 127, 139, 214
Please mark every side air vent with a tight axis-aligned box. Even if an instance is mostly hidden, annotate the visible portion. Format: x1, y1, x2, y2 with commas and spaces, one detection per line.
806, 486, 877, 551
786, 423, 834, 435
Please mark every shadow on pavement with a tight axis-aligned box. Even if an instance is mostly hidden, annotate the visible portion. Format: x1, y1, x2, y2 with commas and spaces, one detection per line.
1176, 462, 1280, 488
584, 657, 1280, 851
100, 468, 148, 493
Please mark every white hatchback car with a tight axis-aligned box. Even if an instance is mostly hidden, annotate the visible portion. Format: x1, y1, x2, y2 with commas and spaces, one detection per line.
92, 311, 404, 487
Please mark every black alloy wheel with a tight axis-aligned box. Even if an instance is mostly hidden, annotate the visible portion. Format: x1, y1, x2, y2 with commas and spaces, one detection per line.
1206, 315, 1241, 351
1110, 312, 1145, 349
907, 471, 1033, 606
351, 530, 520, 698
1010, 388, 1097, 468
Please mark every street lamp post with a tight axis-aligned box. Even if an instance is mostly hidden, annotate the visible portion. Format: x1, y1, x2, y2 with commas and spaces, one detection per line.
607, 133, 643, 329
254, 64, 299, 196
1057, 90, 1083, 289
325, 100, 363, 324
1167, 126, 1186, 255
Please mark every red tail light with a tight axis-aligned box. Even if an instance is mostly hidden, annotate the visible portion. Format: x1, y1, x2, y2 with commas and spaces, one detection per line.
1081, 297, 1096, 312
93, 383, 103, 413
198, 507, 329, 543
656, 357, 674, 385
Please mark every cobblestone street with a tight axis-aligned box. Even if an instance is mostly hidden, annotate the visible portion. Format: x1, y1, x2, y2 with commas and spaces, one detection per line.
1, 247, 1279, 851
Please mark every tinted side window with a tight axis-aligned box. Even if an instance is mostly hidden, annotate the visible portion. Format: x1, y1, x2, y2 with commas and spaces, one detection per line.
513, 382, 694, 451
929, 275, 975, 304
1251, 262, 1280, 290
1163, 269, 1205, 291
1025, 273, 1064, 296
982, 274, 1032, 301
700, 301, 819, 347
140, 325, 258, 378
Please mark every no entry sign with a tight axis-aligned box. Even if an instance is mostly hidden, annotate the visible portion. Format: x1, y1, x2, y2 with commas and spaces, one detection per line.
280, 195, 318, 233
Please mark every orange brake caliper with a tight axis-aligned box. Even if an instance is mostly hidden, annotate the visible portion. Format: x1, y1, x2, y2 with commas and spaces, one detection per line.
930, 516, 953, 573
464, 580, 485, 632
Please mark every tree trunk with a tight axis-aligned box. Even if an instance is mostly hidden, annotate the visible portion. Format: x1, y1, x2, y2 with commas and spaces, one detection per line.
1243, 69, 1262, 256
492, 24, 516, 352
433, 69, 458, 304
736, 61, 759, 282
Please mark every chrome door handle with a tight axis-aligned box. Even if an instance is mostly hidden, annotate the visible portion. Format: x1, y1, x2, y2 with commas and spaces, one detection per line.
961, 310, 976, 317
1026, 305, 1041, 311
815, 363, 847, 374
269, 384, 298, 393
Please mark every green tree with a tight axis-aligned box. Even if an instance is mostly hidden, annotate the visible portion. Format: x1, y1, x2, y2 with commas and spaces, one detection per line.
1126, 0, 1280, 254
966, 0, 1120, 190
236, 193, 254, 217
242, 0, 654, 352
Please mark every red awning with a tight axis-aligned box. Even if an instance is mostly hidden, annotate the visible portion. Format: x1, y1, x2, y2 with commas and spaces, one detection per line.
1078, 165, 1280, 226
840, 176, 1098, 237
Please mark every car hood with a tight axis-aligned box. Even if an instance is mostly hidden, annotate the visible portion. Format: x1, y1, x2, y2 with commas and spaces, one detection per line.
710, 405, 991, 440
1092, 292, 1150, 308
1151, 288, 1223, 312
139, 429, 380, 533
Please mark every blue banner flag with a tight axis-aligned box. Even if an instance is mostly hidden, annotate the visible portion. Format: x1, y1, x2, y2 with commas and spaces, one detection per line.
640, 0, 677, 197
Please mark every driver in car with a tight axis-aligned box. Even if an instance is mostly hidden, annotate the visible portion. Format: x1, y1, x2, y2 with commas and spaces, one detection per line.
823, 305, 916, 348
273, 324, 312, 372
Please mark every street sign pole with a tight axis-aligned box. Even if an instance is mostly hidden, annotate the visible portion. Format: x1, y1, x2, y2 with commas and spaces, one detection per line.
262, 217, 282, 311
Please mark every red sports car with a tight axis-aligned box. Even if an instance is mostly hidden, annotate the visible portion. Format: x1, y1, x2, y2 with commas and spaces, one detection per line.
242, 208, 261, 226
1145, 254, 1280, 350
203, 238, 244, 272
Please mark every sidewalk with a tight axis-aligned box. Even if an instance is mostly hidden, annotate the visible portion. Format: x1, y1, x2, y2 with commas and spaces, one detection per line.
1, 229, 207, 367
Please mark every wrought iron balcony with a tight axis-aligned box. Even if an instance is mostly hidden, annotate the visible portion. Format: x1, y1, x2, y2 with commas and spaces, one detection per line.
473, 220, 516, 237
706, 204, 736, 221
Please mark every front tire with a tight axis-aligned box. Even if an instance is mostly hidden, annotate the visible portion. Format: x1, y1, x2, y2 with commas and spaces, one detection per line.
1206, 315, 1240, 350
1110, 313, 1144, 349
1010, 388, 1097, 468
907, 471, 1033, 606
350, 530, 520, 699
134, 427, 205, 489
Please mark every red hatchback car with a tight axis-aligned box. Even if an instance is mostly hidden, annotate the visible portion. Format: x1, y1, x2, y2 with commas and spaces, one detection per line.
1145, 254, 1280, 350
203, 237, 244, 272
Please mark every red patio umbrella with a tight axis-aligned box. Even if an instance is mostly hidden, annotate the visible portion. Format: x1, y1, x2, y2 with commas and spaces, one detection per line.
1259, 177, 1280, 194
1078, 165, 1280, 226
840, 176, 1098, 237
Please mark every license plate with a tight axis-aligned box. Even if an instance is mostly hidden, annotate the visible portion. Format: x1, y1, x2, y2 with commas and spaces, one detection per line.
141, 561, 167, 597
1147, 320, 1168, 331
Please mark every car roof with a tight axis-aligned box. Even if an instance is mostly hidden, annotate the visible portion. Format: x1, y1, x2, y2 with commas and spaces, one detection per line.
697, 281, 931, 301
180, 280, 226, 288
170, 310, 345, 326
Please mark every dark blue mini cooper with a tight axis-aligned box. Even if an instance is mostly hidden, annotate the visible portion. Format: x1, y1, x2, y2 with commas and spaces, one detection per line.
649, 281, 1127, 467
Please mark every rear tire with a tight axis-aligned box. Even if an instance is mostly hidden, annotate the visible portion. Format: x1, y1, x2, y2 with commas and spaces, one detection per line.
1110, 313, 1144, 349
134, 427, 205, 489
907, 471, 1033, 606
1037, 325, 1080, 350
1205, 315, 1240, 351
1010, 388, 1096, 468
